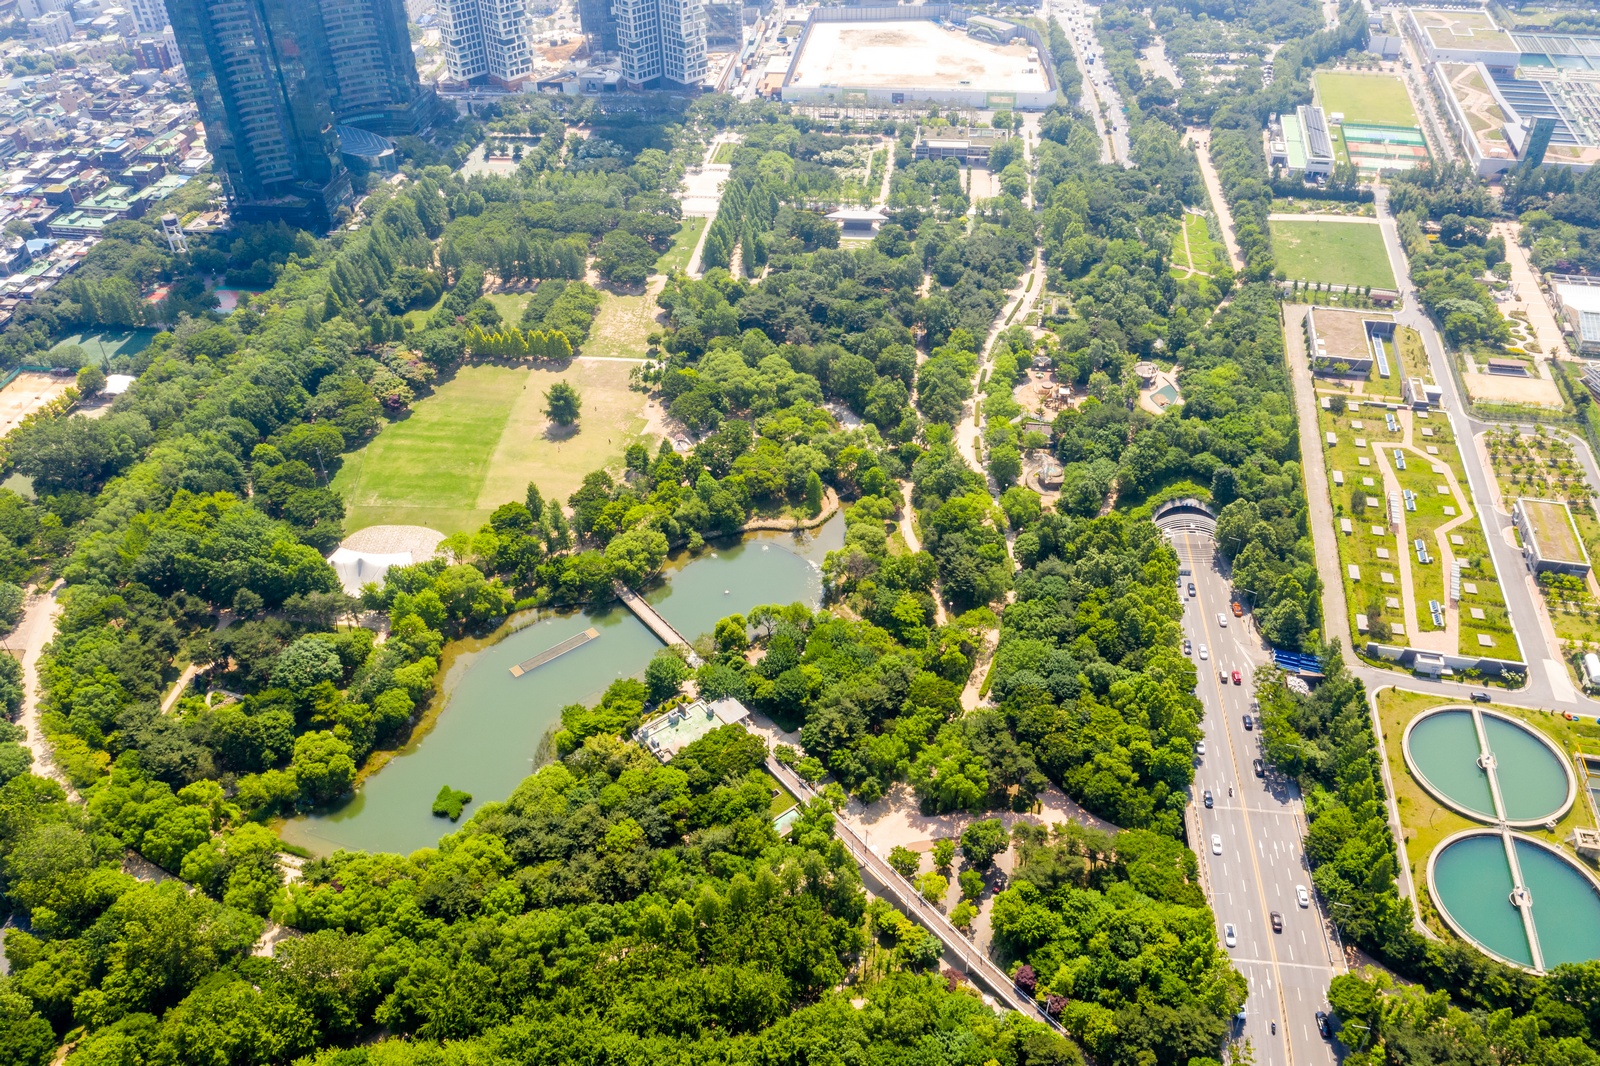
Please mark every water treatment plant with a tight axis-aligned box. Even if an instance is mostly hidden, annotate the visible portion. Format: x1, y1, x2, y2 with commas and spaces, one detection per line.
1403, 704, 1600, 971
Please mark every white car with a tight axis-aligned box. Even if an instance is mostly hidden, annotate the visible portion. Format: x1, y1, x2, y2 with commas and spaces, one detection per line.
1211, 834, 1223, 855
1195, 741, 1206, 757
1297, 885, 1311, 908
1224, 923, 1237, 948
1217, 613, 1228, 628
1199, 644, 1209, 660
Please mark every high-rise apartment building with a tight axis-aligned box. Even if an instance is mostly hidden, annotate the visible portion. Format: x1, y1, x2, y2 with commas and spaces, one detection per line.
437, 0, 533, 88
127, 0, 168, 34
616, 0, 705, 88
168, 0, 349, 229
319, 0, 439, 135
168, 0, 433, 230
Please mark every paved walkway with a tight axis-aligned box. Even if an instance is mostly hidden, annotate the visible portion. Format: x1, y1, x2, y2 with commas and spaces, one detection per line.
1492, 221, 1568, 363
766, 755, 1066, 1027
1189, 129, 1245, 272
1284, 304, 1355, 652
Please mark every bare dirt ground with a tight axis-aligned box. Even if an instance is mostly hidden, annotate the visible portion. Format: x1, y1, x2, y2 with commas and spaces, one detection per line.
0, 372, 73, 437
12, 582, 72, 797
1461, 370, 1563, 408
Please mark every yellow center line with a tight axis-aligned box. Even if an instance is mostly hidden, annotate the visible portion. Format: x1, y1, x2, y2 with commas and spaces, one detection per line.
1180, 533, 1296, 1066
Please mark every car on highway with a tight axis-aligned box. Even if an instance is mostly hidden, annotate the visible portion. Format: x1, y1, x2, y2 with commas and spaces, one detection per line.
1271, 911, 1282, 932
1217, 613, 1228, 627
1199, 644, 1209, 660
1183, 639, 1192, 655
1187, 582, 1196, 597
1242, 714, 1253, 731
1211, 834, 1222, 855
1195, 741, 1206, 756
1224, 923, 1237, 947
1253, 758, 1265, 777
1471, 691, 1490, 703
1297, 884, 1310, 908
1231, 669, 1242, 685
1231, 602, 1243, 617
1315, 1011, 1332, 1038
1203, 789, 1213, 808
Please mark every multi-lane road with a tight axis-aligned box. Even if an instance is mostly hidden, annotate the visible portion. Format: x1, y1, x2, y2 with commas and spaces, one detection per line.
1049, 0, 1132, 166
1171, 526, 1343, 1066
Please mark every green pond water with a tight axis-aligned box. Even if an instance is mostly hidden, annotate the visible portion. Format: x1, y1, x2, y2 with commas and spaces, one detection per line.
280, 517, 843, 857
1483, 717, 1569, 823
1519, 839, 1600, 967
1433, 834, 1533, 967
1408, 710, 1495, 819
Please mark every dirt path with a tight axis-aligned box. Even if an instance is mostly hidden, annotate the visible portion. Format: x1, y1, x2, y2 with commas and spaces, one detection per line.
12, 582, 73, 797
898, 480, 948, 627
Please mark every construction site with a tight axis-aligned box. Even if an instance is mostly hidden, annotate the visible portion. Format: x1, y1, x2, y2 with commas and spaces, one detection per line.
780, 5, 1056, 110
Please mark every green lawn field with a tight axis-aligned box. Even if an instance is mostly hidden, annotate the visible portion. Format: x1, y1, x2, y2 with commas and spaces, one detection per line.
1314, 71, 1420, 129
1270, 220, 1397, 290
332, 359, 650, 536
656, 216, 707, 275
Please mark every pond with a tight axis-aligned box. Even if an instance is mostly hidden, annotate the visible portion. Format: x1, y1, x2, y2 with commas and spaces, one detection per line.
280, 516, 843, 857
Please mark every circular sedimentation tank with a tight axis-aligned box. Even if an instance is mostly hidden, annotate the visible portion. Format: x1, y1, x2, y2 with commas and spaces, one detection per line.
1430, 830, 1600, 971
1403, 707, 1574, 827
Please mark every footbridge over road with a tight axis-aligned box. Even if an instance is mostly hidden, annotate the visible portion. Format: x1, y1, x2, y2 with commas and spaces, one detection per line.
764, 755, 1067, 1034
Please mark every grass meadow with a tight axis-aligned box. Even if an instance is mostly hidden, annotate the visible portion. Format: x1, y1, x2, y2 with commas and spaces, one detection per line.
1271, 219, 1397, 290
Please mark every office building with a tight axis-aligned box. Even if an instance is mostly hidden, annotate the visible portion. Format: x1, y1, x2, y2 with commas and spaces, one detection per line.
702, 0, 741, 50
319, 0, 439, 135
438, 0, 534, 88
1554, 275, 1600, 356
578, 0, 619, 53
616, 0, 706, 88
166, 0, 352, 230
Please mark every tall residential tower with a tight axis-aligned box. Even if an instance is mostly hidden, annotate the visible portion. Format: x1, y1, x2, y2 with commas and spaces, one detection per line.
616, 0, 705, 89
167, 0, 433, 230
320, 0, 439, 136
437, 0, 533, 88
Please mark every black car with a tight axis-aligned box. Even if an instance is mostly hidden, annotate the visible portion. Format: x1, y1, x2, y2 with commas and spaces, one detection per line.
1470, 691, 1491, 703
1315, 1011, 1332, 1039
1253, 758, 1265, 777
1271, 911, 1283, 933
1242, 714, 1254, 731
1184, 639, 1192, 655
1203, 789, 1214, 808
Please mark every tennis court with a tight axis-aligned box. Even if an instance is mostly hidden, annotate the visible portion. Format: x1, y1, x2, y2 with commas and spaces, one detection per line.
1342, 123, 1430, 174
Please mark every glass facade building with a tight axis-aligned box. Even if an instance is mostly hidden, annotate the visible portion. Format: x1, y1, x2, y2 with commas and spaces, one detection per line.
169, 0, 432, 230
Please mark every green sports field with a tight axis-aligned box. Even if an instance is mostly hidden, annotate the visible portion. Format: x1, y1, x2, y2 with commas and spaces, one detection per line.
1313, 72, 1420, 129
1270, 219, 1397, 291
332, 359, 650, 536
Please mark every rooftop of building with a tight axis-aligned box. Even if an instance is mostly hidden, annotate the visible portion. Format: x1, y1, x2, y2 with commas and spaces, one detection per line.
636, 697, 751, 761
1308, 305, 1396, 362
1410, 8, 1517, 53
